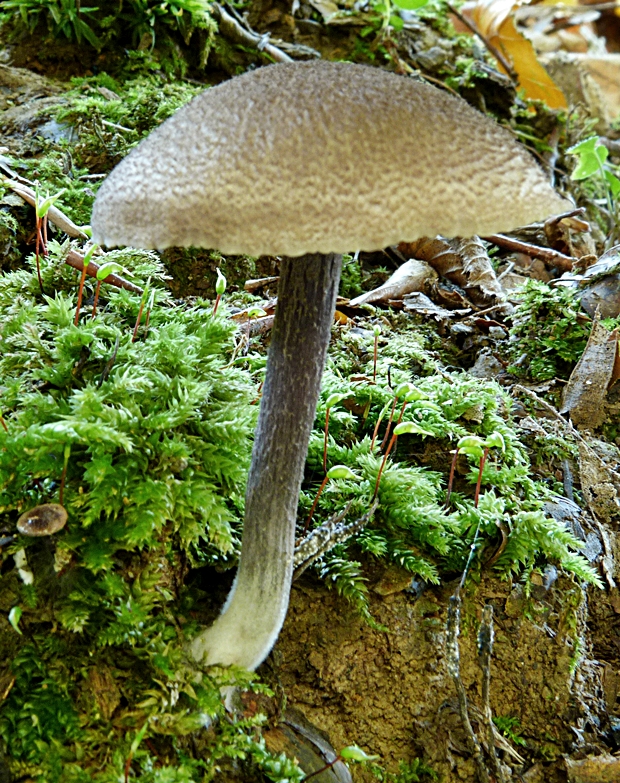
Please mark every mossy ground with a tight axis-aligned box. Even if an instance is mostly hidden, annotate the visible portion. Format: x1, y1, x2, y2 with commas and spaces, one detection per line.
0, 11, 618, 783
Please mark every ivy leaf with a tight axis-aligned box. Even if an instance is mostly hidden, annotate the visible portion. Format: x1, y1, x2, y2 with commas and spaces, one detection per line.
567, 136, 606, 180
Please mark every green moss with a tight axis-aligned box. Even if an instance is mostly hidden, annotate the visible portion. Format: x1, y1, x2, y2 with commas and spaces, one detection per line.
506, 279, 589, 381
289, 310, 601, 619
0, 246, 306, 781
0, 0, 216, 76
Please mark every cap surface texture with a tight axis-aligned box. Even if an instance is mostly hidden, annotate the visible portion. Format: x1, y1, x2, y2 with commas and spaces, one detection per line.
17, 504, 68, 536
92, 61, 569, 257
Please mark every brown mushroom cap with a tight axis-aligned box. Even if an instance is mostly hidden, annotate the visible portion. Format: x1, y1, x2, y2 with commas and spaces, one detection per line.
17, 504, 68, 536
91, 61, 570, 256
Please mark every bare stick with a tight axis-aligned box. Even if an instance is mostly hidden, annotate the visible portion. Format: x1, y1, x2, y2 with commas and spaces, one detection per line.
213, 2, 293, 62
446, 3, 516, 81
483, 233, 575, 271
5, 179, 88, 239
65, 250, 143, 295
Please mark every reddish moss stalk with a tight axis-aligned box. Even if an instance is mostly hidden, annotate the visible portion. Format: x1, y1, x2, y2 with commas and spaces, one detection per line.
303, 474, 330, 534
373, 430, 399, 500
474, 447, 490, 508
74, 262, 89, 325
445, 448, 459, 507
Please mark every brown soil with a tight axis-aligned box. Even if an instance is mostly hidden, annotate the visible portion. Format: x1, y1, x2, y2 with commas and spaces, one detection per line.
264, 569, 610, 782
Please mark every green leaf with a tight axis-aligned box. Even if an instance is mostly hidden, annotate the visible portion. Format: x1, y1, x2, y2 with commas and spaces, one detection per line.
325, 392, 348, 409
567, 136, 608, 181
339, 745, 380, 762
457, 435, 485, 458
246, 306, 267, 319
96, 261, 123, 281
604, 169, 620, 198
35, 189, 66, 218
215, 268, 227, 296
567, 136, 598, 156
393, 421, 433, 437
485, 431, 505, 452
394, 382, 415, 399
8, 606, 23, 634
391, 0, 429, 9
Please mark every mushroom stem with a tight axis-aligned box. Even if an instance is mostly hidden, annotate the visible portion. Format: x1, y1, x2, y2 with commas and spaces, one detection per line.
190, 253, 343, 671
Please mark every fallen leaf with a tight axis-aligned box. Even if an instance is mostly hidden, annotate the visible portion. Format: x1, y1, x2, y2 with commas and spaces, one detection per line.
461, 0, 567, 108
348, 258, 437, 306
403, 292, 470, 320
399, 236, 507, 306
561, 310, 617, 428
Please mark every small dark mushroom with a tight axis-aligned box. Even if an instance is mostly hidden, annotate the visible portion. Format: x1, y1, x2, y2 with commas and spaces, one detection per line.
17, 504, 68, 536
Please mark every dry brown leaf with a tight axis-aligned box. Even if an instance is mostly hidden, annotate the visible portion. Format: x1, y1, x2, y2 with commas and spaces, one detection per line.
461, 0, 567, 108
561, 311, 617, 428
399, 236, 507, 306
348, 258, 437, 307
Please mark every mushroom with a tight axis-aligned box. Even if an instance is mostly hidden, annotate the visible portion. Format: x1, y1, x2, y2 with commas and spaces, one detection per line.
17, 504, 68, 536
91, 61, 569, 672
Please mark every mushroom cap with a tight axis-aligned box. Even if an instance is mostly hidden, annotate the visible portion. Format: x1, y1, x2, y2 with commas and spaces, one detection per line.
92, 61, 570, 257
17, 504, 68, 536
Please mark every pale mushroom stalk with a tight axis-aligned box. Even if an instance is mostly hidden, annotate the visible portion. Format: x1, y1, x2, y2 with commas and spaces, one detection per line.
190, 254, 342, 668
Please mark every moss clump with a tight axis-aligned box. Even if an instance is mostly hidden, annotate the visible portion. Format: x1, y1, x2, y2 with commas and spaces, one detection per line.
0, 244, 307, 782
506, 279, 589, 381
289, 314, 601, 620
0, 0, 216, 77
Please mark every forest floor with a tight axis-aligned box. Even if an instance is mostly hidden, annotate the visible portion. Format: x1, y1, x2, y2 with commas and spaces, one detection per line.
1, 4, 620, 783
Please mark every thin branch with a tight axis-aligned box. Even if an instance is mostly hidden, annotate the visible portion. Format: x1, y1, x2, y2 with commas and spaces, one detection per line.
4, 179, 88, 239
483, 233, 575, 271
65, 250, 144, 295
446, 3, 517, 82
213, 3, 293, 62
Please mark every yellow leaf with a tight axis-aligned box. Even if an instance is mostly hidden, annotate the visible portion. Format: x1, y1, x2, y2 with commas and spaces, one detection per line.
463, 0, 567, 109
496, 15, 568, 108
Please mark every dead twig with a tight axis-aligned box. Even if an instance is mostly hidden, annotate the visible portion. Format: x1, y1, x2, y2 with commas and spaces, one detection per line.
65, 249, 143, 295
244, 276, 279, 293
483, 233, 575, 271
213, 3, 293, 62
419, 73, 462, 99
4, 179, 88, 240
446, 3, 517, 82
248, 314, 275, 336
